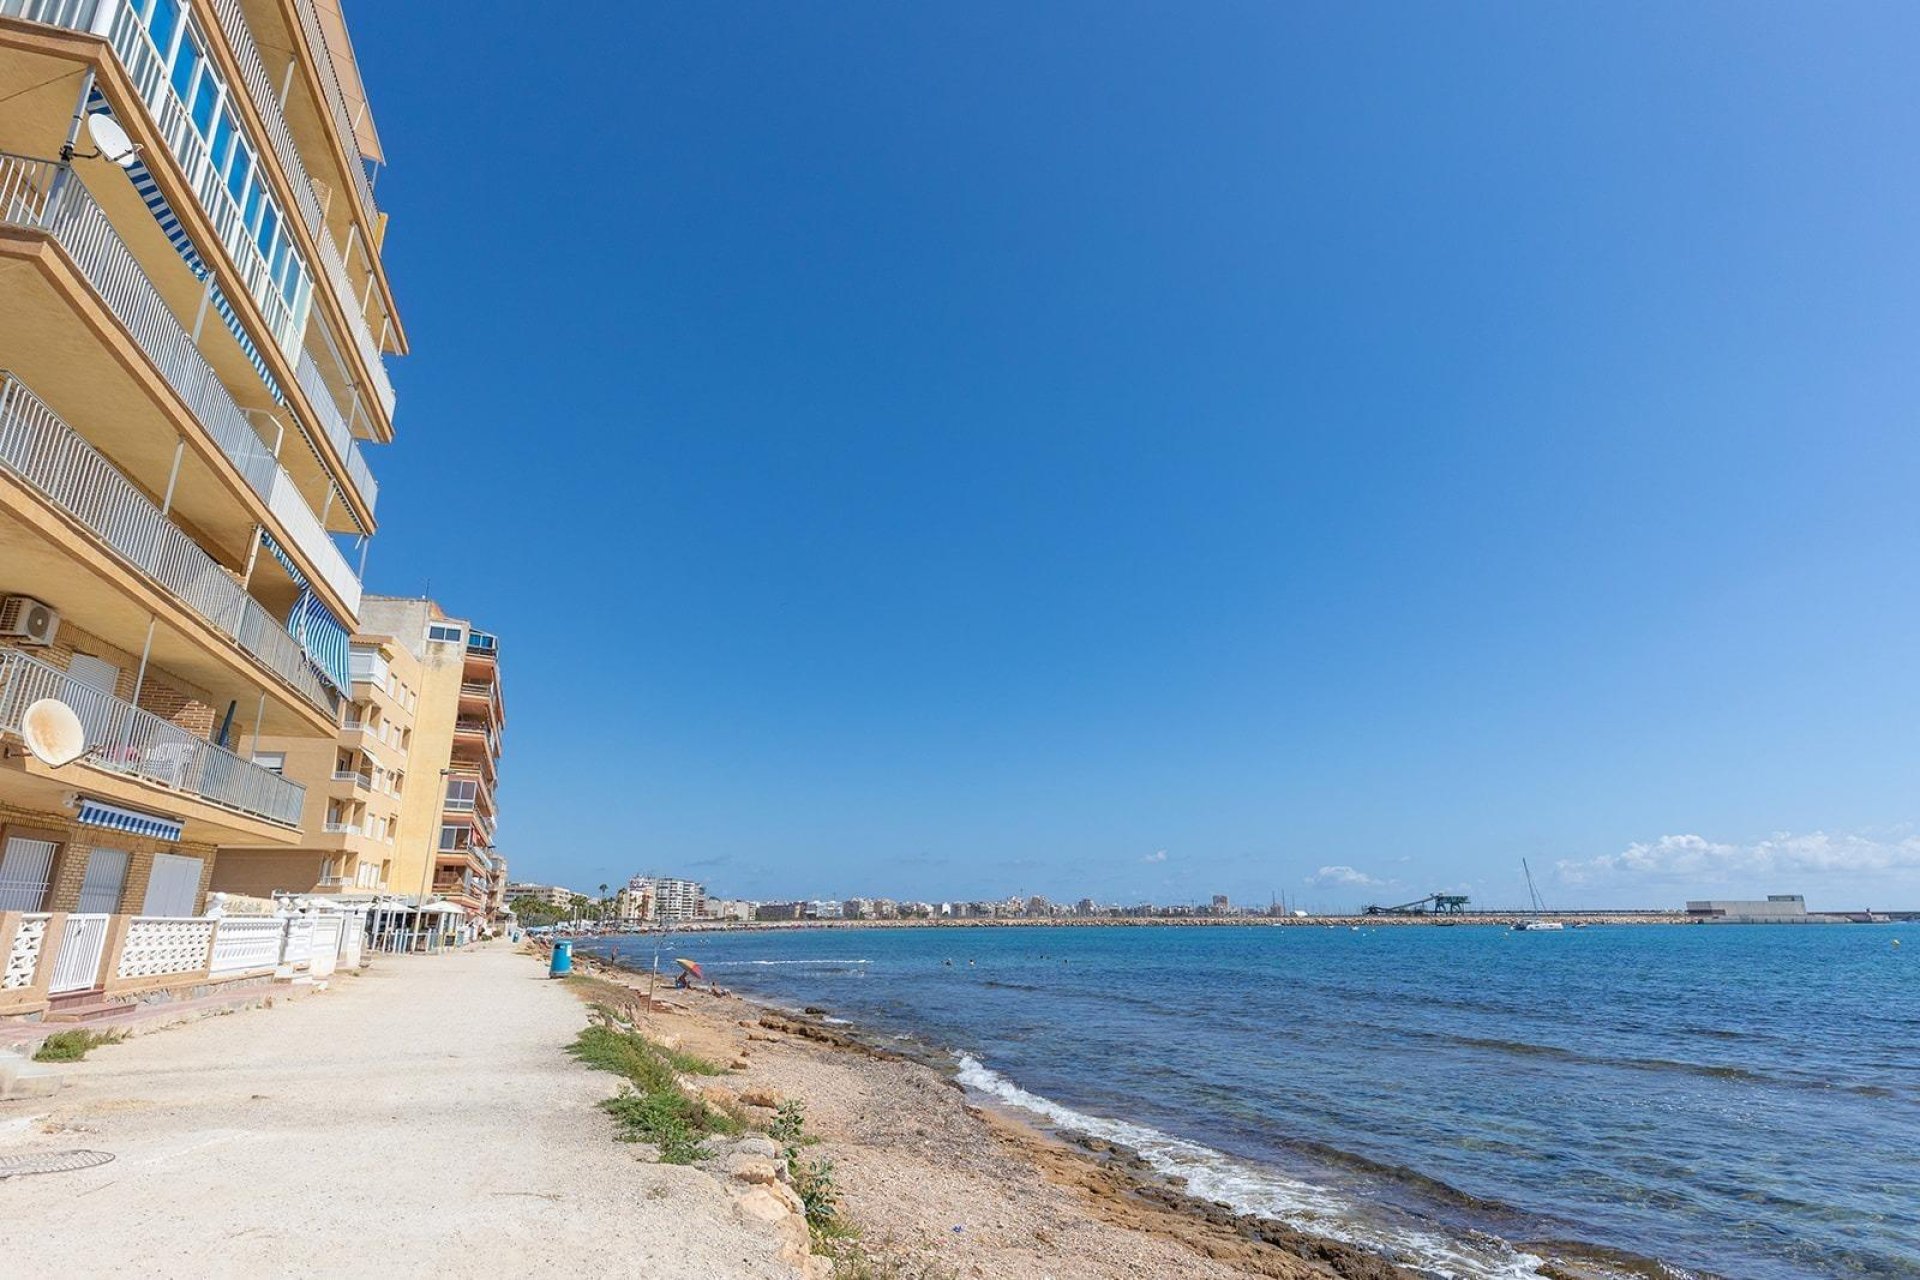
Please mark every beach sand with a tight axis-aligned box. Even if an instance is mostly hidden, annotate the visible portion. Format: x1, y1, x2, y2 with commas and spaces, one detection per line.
570, 954, 1414, 1280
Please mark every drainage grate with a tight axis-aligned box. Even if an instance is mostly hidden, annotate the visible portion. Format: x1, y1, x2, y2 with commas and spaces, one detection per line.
0, 1150, 116, 1179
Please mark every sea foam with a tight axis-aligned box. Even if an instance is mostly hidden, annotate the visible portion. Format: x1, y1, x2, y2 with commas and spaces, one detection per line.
955, 1053, 1550, 1280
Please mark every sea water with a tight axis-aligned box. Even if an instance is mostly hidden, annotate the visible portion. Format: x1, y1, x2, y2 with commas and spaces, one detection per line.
586, 924, 1916, 1279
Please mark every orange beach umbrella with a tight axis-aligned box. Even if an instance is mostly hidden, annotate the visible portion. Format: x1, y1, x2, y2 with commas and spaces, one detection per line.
674, 958, 704, 980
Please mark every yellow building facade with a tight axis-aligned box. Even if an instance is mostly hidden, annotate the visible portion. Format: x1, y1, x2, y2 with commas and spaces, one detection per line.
0, 0, 403, 942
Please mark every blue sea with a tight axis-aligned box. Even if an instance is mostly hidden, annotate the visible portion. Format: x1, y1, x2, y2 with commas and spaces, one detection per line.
582, 924, 1916, 1279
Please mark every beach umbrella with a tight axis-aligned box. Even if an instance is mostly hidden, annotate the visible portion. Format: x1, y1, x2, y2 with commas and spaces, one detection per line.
674, 958, 704, 980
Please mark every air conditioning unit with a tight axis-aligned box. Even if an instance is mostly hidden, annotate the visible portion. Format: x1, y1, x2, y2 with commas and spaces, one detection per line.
0, 596, 60, 646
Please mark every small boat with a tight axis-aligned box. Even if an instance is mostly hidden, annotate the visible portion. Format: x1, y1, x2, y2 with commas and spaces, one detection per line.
1512, 860, 1564, 931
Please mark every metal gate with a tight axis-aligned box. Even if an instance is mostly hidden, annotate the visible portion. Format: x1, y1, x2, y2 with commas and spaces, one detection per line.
48, 913, 111, 993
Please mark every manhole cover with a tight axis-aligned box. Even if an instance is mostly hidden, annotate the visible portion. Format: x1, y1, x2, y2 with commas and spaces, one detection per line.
0, 1150, 115, 1179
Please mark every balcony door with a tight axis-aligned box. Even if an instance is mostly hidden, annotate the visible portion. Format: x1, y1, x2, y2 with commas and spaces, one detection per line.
0, 837, 57, 911
142, 853, 203, 918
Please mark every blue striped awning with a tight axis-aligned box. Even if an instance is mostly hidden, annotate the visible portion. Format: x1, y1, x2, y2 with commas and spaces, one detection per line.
85, 94, 282, 400
77, 799, 184, 842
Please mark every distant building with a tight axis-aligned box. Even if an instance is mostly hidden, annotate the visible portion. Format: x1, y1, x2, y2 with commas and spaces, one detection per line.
1686, 895, 1811, 923
509, 883, 575, 909
703, 898, 754, 922
1211, 894, 1231, 913
626, 876, 705, 922
756, 902, 805, 922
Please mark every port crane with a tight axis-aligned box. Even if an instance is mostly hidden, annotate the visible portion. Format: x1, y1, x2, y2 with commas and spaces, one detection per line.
1363, 893, 1470, 917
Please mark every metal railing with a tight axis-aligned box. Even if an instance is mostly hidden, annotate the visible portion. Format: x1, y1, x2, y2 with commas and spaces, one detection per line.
294, 348, 377, 512
284, 0, 379, 228
204, 0, 397, 423
0, 647, 305, 826
0, 152, 362, 613
0, 373, 338, 716
94, 0, 304, 355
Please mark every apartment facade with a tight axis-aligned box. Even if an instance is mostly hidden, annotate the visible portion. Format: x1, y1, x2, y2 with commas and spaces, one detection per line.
211, 600, 507, 931
210, 628, 418, 898
359, 597, 505, 923
0, 0, 401, 1013
625, 876, 704, 923
507, 882, 573, 909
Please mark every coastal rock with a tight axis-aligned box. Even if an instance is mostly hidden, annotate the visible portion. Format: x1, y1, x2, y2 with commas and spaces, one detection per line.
731, 1136, 781, 1160
739, 1087, 781, 1109
699, 1083, 739, 1109
732, 1185, 790, 1225
729, 1057, 751, 1071
725, 1155, 780, 1186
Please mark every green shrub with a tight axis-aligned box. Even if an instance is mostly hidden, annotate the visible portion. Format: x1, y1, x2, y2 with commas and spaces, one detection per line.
568, 1024, 738, 1164
32, 1029, 120, 1062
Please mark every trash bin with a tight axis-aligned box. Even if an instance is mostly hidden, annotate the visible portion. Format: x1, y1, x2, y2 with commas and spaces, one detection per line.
549, 939, 573, 978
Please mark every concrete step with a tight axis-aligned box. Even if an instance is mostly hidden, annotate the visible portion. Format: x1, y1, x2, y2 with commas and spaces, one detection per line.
41, 1000, 123, 1024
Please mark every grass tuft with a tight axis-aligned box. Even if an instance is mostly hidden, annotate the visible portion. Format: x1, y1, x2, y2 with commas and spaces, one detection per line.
568, 1023, 739, 1164
32, 1029, 121, 1062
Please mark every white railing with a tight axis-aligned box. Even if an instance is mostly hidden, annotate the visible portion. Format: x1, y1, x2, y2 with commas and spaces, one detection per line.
0, 647, 306, 826
2, 914, 50, 990
47, 913, 111, 992
294, 348, 377, 512
0, 373, 339, 716
95, 1, 305, 355
0, 152, 362, 614
284, 0, 379, 229
116, 915, 215, 980
207, 914, 282, 974
0, 0, 101, 25
322, 820, 363, 835
204, 0, 396, 422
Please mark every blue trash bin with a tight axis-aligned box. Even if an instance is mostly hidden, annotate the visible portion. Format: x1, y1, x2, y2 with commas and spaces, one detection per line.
549, 939, 573, 977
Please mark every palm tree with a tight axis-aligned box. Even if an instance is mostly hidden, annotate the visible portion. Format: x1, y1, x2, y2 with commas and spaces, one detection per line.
599, 883, 611, 923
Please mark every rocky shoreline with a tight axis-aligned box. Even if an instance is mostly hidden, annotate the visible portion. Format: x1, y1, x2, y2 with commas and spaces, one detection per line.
562, 947, 1698, 1280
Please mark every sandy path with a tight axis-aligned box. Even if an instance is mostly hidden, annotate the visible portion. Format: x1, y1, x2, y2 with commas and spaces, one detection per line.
0, 944, 802, 1279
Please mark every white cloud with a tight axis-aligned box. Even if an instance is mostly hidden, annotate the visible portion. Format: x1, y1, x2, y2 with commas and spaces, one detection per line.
1557, 831, 1920, 885
1310, 864, 1382, 887
1140, 850, 1168, 864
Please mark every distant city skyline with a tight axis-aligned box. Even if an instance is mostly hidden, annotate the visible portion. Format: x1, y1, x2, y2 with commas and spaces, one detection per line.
352, 5, 1920, 912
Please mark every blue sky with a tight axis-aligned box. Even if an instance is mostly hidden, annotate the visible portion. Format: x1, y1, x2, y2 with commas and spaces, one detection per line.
351, 3, 1920, 910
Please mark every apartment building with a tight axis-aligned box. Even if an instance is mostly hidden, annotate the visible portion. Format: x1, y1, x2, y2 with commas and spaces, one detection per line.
359, 597, 504, 924
210, 628, 418, 898
625, 875, 704, 923
507, 882, 573, 909
0, 0, 400, 930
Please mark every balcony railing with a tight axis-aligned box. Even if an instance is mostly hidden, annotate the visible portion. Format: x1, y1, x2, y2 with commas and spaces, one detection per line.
0, 647, 305, 826
0, 152, 362, 614
46, 0, 308, 355
0, 373, 339, 718
205, 0, 397, 421
1, 1, 384, 508
322, 820, 363, 835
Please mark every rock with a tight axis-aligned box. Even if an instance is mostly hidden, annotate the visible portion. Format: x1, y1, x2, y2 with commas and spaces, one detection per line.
739, 1087, 781, 1109
729, 1057, 751, 1071
732, 1135, 781, 1160
803, 1006, 827, 1015
732, 1185, 790, 1225
699, 1083, 738, 1109
628, 1142, 662, 1162
764, 1178, 806, 1217
725, 1155, 779, 1185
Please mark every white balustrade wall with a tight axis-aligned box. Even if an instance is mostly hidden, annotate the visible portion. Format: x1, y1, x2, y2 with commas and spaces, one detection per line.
207, 915, 285, 975
116, 917, 216, 980
3, 914, 49, 990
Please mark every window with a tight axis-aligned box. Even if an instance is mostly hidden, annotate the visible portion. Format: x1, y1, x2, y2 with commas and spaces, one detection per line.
252, 751, 286, 775
444, 779, 478, 812
439, 826, 472, 852
427, 624, 464, 644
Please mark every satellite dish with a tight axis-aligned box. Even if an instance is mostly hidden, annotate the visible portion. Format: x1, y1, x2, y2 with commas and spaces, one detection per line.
21, 698, 86, 767
84, 113, 140, 169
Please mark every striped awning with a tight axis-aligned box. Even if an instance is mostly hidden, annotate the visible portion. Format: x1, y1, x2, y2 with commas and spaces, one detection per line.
76, 799, 184, 842
85, 93, 283, 400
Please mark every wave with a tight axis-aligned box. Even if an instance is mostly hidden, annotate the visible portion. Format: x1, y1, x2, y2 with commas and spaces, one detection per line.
699, 959, 872, 967
954, 1054, 1550, 1279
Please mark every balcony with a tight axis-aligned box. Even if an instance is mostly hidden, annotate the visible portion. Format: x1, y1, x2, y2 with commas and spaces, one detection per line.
0, 371, 338, 718
0, 0, 386, 508
0, 646, 305, 826
329, 769, 372, 790
0, 151, 362, 615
